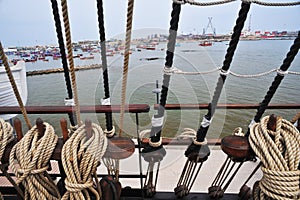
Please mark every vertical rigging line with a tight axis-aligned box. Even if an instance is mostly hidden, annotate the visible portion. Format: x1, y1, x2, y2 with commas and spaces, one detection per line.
149, 2, 181, 142
50, 0, 76, 126
196, 2, 251, 142
119, 0, 135, 136
96, 0, 113, 132
61, 0, 81, 125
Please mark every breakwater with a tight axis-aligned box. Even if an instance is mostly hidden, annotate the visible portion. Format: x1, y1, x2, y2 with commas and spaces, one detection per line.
26, 64, 102, 76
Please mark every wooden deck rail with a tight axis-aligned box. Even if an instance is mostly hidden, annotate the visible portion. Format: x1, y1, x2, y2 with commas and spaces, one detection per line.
154, 103, 300, 110
0, 104, 150, 114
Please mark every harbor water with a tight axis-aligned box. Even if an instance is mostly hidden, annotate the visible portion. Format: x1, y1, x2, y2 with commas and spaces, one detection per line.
11, 39, 300, 139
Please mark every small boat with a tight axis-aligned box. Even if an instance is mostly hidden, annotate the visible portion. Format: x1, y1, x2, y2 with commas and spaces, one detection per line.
80, 55, 95, 60
199, 40, 213, 46
0, 61, 27, 120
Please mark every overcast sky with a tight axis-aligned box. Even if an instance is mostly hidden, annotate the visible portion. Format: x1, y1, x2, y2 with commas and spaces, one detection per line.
0, 0, 299, 46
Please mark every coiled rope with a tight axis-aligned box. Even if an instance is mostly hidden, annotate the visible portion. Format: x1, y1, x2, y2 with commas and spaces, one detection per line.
0, 119, 14, 199
0, 42, 32, 129
61, 0, 81, 126
9, 122, 60, 199
249, 116, 300, 200
119, 0, 135, 135
61, 122, 107, 200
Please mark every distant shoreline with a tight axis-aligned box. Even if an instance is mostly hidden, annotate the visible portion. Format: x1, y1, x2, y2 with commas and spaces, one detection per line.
26, 64, 102, 76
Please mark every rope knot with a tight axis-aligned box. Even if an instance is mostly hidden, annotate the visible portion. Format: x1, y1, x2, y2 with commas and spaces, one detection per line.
65, 178, 94, 193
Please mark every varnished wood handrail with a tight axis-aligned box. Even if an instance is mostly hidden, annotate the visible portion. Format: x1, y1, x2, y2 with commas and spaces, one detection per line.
0, 104, 150, 114
154, 103, 300, 110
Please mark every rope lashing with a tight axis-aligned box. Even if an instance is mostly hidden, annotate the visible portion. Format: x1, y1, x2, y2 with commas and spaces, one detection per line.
96, 0, 114, 136
9, 122, 60, 199
0, 42, 32, 129
119, 0, 135, 136
61, 0, 81, 126
50, 0, 76, 126
61, 122, 107, 200
242, 0, 300, 6
173, 0, 237, 6
249, 116, 300, 200
253, 31, 300, 125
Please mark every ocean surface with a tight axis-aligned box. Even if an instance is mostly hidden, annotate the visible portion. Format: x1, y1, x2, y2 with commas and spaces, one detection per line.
10, 40, 300, 139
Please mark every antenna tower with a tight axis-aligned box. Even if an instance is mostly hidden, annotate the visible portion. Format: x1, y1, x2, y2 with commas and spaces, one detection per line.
203, 17, 216, 36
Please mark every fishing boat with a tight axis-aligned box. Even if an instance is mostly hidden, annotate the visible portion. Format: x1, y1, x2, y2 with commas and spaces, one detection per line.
199, 40, 213, 46
0, 0, 299, 200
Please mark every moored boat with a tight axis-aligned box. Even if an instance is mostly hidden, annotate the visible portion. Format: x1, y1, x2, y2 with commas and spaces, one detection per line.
0, 61, 27, 120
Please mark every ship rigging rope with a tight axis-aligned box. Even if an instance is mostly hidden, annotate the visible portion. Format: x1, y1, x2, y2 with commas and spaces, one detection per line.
9, 122, 60, 200
119, 0, 135, 136
242, 0, 300, 6
0, 42, 32, 129
163, 66, 300, 77
50, 0, 76, 126
96, 0, 114, 137
173, 0, 237, 6
249, 116, 300, 200
194, 2, 251, 142
61, 123, 107, 200
61, 0, 81, 126
140, 3, 182, 148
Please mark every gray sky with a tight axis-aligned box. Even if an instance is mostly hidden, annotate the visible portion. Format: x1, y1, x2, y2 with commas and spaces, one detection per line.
0, 0, 299, 46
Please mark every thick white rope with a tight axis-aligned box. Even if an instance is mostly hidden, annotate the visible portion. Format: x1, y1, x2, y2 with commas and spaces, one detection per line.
163, 66, 300, 78
173, 0, 237, 6
242, 0, 300, 6
249, 116, 300, 200
9, 122, 60, 200
0, 119, 14, 162
0, 118, 14, 199
61, 122, 107, 200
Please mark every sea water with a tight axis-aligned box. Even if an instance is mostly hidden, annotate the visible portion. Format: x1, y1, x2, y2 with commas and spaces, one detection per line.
14, 40, 300, 138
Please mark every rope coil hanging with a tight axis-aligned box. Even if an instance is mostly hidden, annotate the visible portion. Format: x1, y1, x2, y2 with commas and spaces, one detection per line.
249, 116, 300, 200
9, 121, 60, 199
61, 121, 107, 200
0, 118, 14, 199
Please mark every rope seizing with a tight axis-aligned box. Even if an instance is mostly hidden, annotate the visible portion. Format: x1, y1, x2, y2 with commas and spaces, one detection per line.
9, 122, 60, 200
61, 122, 107, 200
249, 116, 300, 200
